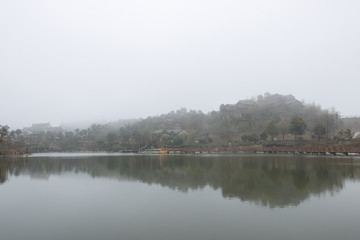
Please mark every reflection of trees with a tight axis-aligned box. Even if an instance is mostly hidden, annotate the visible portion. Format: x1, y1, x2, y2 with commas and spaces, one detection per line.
0, 166, 7, 184
0, 159, 13, 184
1, 155, 360, 208
292, 169, 309, 190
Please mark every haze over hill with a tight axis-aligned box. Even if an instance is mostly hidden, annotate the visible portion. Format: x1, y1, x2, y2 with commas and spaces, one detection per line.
59, 119, 138, 132
8, 92, 360, 131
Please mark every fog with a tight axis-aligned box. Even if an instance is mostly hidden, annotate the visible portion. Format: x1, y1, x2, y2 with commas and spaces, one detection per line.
1, 0, 359, 129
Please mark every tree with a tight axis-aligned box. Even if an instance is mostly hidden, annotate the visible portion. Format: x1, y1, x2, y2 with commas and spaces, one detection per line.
335, 129, 353, 142
289, 116, 306, 140
277, 121, 288, 140
241, 134, 259, 143
0, 125, 9, 143
243, 113, 253, 127
106, 133, 117, 146
14, 129, 22, 138
313, 124, 326, 141
172, 135, 184, 146
260, 131, 267, 141
264, 120, 279, 140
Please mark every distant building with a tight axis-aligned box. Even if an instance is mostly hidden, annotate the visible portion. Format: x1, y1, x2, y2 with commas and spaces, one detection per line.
167, 129, 183, 135
23, 123, 63, 135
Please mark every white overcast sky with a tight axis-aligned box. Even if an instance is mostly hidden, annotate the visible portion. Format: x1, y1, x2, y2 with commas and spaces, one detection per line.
1, 0, 359, 129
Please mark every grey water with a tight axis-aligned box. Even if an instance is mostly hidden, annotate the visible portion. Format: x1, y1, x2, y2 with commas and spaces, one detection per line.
1, 153, 360, 240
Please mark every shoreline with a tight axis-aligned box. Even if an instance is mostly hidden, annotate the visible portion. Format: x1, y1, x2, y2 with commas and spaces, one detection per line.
17, 149, 360, 158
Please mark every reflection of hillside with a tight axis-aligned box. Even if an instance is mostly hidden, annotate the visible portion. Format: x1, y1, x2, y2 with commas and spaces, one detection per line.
1, 155, 360, 208
216, 158, 350, 207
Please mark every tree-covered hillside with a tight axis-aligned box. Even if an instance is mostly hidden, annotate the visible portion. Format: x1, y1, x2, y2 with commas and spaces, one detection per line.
115, 93, 342, 150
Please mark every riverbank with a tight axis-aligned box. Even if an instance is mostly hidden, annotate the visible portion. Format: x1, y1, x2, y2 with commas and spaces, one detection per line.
134, 144, 360, 156
9, 143, 360, 158
0, 150, 26, 159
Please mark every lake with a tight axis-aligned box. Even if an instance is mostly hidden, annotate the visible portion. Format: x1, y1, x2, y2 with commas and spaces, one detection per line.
1, 153, 360, 240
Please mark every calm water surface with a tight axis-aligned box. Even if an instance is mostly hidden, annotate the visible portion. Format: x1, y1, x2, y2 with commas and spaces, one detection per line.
1, 153, 360, 240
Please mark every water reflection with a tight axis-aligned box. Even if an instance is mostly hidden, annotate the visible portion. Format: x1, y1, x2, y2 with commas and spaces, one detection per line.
1, 154, 360, 207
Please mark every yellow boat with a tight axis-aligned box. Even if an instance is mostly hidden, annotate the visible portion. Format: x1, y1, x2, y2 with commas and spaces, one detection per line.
158, 149, 168, 154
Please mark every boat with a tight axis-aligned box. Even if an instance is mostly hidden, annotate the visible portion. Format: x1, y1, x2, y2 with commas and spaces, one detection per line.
158, 149, 168, 154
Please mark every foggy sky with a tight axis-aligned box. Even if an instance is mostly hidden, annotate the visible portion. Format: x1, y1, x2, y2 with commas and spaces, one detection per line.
1, 0, 359, 129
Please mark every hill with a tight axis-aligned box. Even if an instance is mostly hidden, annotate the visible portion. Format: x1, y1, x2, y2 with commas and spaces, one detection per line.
116, 93, 341, 150
4, 93, 353, 153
